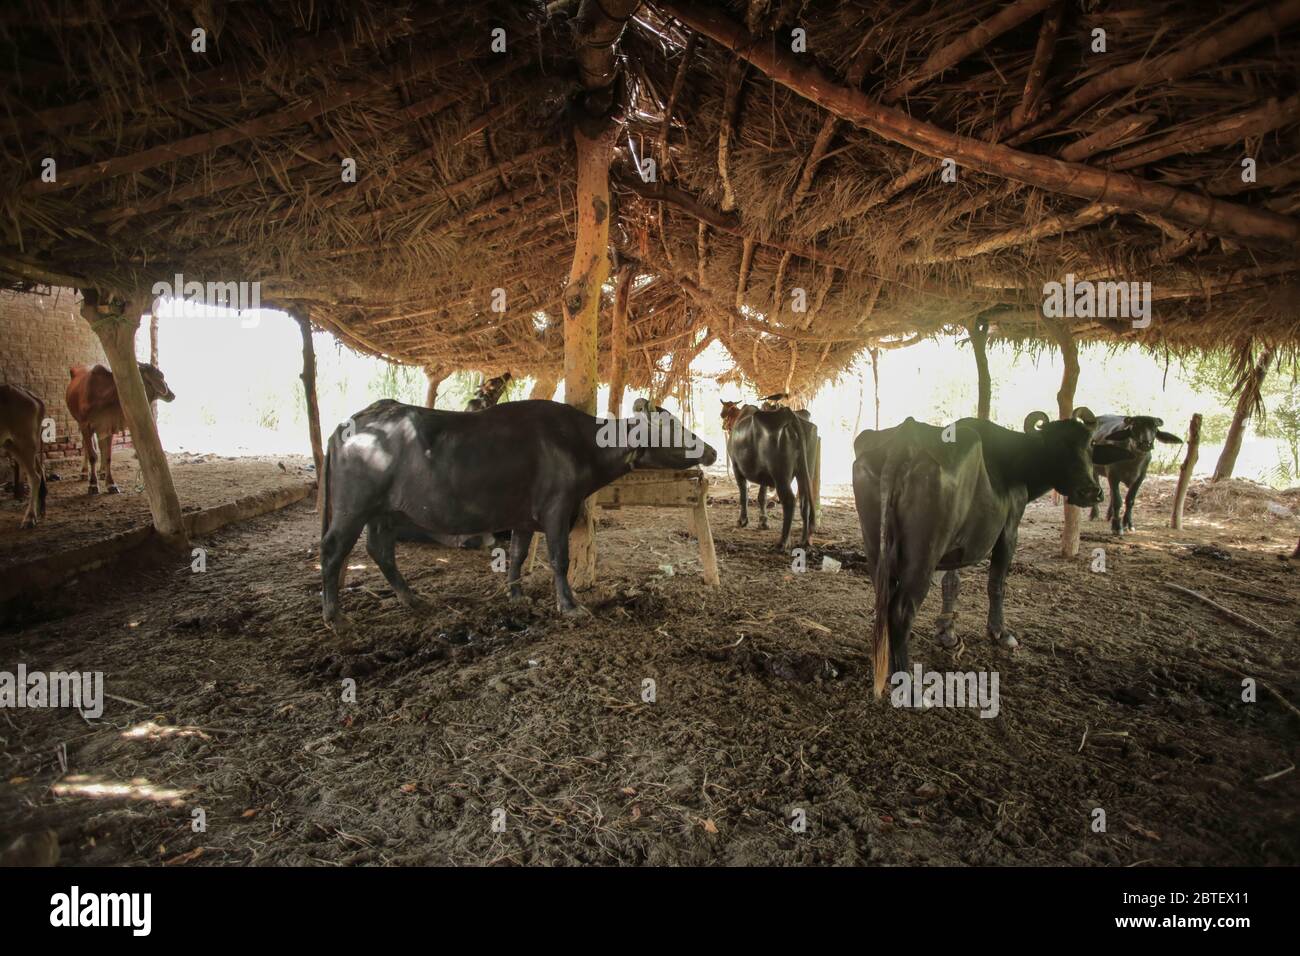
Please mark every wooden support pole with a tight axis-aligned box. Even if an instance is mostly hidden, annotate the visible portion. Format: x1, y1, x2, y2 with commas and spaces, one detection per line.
1044, 318, 1081, 557
424, 366, 446, 408
608, 264, 633, 417
292, 307, 326, 511
1171, 413, 1202, 529
530, 375, 558, 401
1214, 347, 1274, 481
564, 0, 637, 589
79, 290, 188, 551
969, 316, 991, 420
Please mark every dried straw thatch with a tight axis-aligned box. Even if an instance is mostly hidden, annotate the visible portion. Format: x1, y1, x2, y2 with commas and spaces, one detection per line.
2, 0, 1298, 396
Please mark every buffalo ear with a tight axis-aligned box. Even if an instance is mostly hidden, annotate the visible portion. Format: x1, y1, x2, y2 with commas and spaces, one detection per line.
1092, 445, 1134, 465
1156, 430, 1183, 444
1105, 427, 1132, 443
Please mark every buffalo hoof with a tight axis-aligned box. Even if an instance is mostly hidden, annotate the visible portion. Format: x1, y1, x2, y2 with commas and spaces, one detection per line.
758, 518, 769, 530
323, 613, 358, 644
507, 591, 530, 604
87, 486, 99, 496
936, 619, 961, 651
400, 595, 432, 614
736, 516, 748, 528
106, 484, 121, 495
990, 630, 1019, 650
772, 540, 789, 554
19, 517, 36, 530
559, 604, 591, 619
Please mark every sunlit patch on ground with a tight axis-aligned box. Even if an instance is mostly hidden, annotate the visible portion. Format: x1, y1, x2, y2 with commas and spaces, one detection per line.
51, 775, 188, 806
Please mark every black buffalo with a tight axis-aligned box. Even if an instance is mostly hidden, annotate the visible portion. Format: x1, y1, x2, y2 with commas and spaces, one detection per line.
852, 409, 1132, 697
319, 398, 716, 635
726, 404, 816, 551
1088, 413, 1183, 534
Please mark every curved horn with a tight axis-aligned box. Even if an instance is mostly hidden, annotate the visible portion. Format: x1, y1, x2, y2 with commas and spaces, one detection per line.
1072, 406, 1097, 427
1023, 411, 1049, 433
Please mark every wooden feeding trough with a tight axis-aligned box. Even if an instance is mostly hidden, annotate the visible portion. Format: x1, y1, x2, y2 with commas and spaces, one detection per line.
528, 467, 720, 586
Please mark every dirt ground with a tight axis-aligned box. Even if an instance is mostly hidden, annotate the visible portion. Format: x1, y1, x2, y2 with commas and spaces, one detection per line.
1, 470, 1297, 866
0, 451, 315, 571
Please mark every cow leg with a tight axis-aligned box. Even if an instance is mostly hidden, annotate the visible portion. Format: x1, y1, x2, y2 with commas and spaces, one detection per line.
320, 511, 366, 638
365, 516, 428, 613
14, 447, 42, 529
1108, 475, 1123, 535
507, 529, 534, 601
733, 461, 749, 528
757, 482, 769, 530
1122, 473, 1144, 533
935, 570, 962, 654
773, 480, 796, 552
82, 425, 99, 494
543, 513, 582, 615
99, 428, 120, 493
985, 529, 1020, 650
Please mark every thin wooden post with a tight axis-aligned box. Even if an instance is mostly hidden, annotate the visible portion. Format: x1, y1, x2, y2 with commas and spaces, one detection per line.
80, 289, 188, 550
969, 317, 991, 420
1171, 413, 1201, 529
1045, 318, 1081, 557
292, 306, 326, 511
148, 311, 160, 419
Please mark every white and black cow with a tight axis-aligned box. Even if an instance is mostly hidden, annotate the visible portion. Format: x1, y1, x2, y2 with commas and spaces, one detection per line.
725, 404, 816, 552
853, 409, 1133, 697
319, 398, 716, 635
1087, 412, 1183, 534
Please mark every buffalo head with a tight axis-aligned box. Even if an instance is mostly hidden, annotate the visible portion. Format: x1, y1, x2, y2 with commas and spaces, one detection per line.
628, 398, 718, 468
1100, 415, 1182, 454
1024, 406, 1131, 506
138, 362, 176, 403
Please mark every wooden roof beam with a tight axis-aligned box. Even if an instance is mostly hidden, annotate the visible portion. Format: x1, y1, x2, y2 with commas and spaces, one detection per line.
655, 0, 1300, 248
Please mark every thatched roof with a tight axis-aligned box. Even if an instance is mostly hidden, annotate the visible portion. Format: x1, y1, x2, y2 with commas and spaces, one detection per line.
2, 0, 1299, 396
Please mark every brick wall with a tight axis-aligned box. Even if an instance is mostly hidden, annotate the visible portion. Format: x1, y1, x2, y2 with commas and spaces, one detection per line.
0, 287, 133, 462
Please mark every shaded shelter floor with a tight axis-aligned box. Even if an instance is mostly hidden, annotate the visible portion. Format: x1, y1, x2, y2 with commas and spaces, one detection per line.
1, 479, 1297, 865
0, 452, 315, 571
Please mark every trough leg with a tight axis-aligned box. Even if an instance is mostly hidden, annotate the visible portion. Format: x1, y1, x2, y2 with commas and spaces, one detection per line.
985, 530, 1019, 650
733, 461, 749, 528
694, 476, 720, 586
365, 517, 428, 613
508, 529, 535, 600
936, 570, 962, 653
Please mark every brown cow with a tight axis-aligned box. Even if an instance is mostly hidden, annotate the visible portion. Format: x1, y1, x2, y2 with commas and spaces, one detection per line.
65, 363, 175, 494
0, 383, 47, 528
